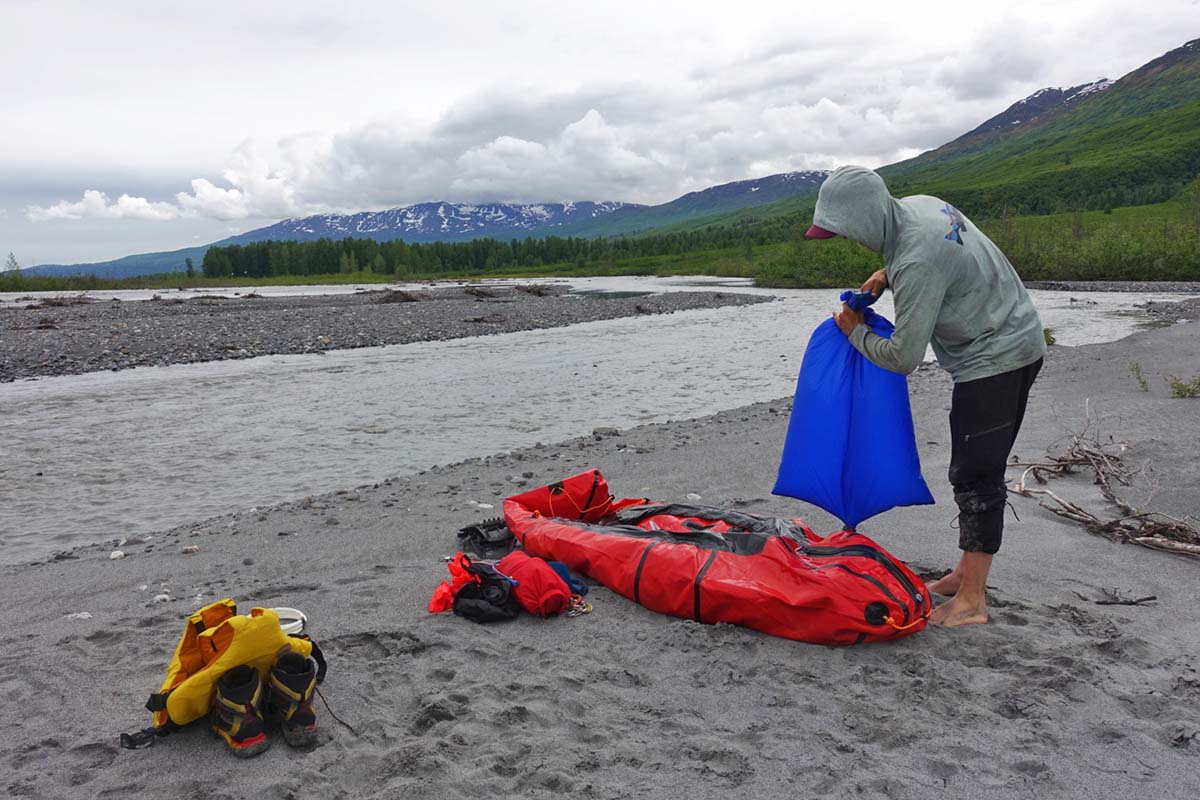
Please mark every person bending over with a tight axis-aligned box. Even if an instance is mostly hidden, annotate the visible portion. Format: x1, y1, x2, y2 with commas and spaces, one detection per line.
806, 165, 1045, 627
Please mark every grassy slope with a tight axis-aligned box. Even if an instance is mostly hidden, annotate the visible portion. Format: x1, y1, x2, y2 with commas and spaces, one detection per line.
880, 41, 1200, 214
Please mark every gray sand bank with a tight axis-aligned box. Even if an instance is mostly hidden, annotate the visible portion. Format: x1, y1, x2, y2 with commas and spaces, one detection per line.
2, 317, 1198, 799
0, 285, 769, 382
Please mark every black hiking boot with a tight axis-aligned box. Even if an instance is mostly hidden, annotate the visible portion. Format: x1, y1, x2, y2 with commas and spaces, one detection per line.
210, 664, 270, 757
266, 651, 319, 747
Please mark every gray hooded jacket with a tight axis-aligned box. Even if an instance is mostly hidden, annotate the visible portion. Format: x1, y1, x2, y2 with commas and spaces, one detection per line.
813, 165, 1045, 383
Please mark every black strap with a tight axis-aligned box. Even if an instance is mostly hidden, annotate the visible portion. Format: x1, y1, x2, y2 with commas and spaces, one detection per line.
144, 692, 168, 713
693, 550, 718, 622
632, 541, 658, 606
310, 641, 328, 683
119, 723, 173, 750
582, 471, 601, 519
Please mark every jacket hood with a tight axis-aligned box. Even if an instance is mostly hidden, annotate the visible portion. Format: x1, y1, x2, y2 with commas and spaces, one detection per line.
811, 166, 899, 256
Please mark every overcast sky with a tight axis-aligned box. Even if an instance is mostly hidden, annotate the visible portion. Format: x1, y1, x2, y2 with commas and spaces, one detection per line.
3, 0, 1196, 265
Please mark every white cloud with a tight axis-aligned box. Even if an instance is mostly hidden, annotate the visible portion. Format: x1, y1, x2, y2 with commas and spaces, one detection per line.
26, 190, 179, 222
18, 5, 1199, 231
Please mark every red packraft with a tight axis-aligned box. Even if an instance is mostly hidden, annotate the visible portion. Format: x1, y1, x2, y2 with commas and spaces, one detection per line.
503, 470, 930, 645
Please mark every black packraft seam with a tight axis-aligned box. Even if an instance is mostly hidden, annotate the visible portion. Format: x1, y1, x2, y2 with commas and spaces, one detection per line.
693, 550, 718, 622
632, 541, 658, 605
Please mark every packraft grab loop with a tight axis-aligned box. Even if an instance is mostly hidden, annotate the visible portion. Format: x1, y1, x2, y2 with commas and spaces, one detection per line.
883, 613, 929, 631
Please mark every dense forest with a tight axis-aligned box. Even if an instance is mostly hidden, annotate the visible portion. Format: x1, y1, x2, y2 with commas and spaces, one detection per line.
198, 215, 801, 279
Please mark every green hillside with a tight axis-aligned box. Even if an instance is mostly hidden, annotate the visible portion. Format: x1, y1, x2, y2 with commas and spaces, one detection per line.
881, 39, 1200, 216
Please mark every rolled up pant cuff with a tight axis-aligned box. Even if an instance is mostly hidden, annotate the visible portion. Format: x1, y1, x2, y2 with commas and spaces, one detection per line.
957, 507, 1004, 554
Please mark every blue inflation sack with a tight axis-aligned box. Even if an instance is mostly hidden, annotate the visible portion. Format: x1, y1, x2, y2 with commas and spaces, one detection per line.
773, 305, 934, 529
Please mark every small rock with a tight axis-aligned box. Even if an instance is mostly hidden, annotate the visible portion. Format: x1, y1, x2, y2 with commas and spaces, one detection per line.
476, 502, 495, 510
685, 493, 702, 501
109, 550, 126, 560
182, 545, 201, 554
242, 558, 254, 566
153, 594, 172, 603
64, 612, 93, 620
325, 518, 340, 526
593, 426, 620, 437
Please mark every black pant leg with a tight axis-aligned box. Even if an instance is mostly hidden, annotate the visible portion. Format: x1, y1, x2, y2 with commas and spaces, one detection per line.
948, 358, 1042, 554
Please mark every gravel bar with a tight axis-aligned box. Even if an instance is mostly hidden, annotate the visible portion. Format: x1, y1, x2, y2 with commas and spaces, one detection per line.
0, 284, 772, 382
1024, 280, 1200, 293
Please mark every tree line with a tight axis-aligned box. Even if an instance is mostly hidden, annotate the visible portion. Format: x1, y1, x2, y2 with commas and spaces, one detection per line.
200, 217, 804, 279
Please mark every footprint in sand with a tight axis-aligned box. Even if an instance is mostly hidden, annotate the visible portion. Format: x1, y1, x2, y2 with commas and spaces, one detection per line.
410, 694, 468, 734
64, 742, 117, 787
8, 737, 64, 773
683, 743, 753, 788
327, 630, 429, 661
83, 629, 129, 646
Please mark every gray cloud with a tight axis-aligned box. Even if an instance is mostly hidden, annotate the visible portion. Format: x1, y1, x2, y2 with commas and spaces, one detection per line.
8, 1, 1198, 264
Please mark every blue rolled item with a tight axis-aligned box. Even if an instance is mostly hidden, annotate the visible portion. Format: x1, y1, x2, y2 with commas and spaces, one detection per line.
773, 305, 934, 529
547, 560, 588, 596
840, 288, 880, 312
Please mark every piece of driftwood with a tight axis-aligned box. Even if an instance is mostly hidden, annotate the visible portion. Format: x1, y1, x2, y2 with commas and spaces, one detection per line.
1008, 419, 1200, 557
1071, 589, 1158, 606
373, 289, 430, 304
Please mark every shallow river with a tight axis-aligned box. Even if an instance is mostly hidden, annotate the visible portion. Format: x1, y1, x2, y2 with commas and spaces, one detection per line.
0, 277, 1191, 563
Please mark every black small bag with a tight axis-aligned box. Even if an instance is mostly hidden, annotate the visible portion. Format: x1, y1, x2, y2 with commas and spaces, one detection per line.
452, 559, 520, 623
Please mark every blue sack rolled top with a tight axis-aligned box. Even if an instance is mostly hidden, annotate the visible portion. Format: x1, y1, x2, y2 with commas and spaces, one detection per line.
773, 292, 934, 529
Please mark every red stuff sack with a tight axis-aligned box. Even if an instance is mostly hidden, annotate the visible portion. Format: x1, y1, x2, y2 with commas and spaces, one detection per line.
496, 551, 572, 617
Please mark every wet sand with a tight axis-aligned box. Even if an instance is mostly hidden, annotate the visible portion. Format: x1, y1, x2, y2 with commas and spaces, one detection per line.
1, 311, 1198, 799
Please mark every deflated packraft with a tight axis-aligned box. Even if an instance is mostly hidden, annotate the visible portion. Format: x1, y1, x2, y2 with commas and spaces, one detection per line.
504, 470, 930, 645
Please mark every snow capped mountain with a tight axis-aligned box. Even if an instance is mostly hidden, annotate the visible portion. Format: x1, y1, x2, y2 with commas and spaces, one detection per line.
224, 200, 638, 246
668, 171, 826, 207
955, 78, 1113, 141
217, 171, 829, 247
24, 171, 828, 277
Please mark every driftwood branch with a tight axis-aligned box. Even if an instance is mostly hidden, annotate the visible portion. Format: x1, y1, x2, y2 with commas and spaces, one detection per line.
1072, 589, 1158, 607
1007, 417, 1200, 557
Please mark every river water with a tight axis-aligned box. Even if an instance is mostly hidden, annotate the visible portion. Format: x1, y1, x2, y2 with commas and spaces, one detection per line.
0, 277, 1191, 563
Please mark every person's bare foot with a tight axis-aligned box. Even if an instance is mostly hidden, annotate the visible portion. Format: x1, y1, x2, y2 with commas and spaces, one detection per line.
928, 594, 989, 627
926, 570, 962, 596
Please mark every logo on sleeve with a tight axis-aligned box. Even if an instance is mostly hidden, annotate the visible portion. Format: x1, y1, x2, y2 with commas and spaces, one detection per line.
940, 204, 967, 245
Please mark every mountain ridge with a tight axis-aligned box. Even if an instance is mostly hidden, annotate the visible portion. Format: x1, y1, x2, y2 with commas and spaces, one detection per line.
225, 200, 639, 246
23, 171, 827, 277
880, 38, 1200, 214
